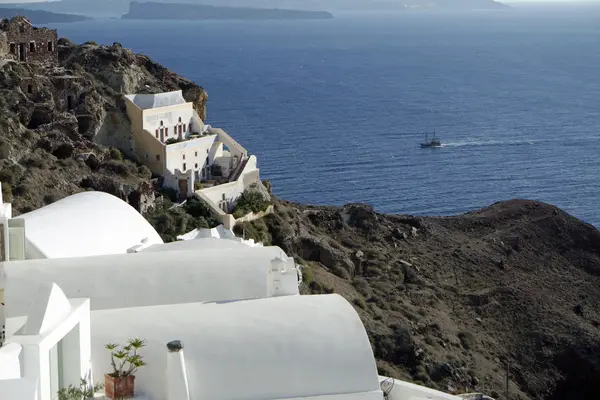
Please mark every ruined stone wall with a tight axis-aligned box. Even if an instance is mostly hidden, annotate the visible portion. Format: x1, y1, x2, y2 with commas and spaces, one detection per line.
51, 75, 82, 111
0, 32, 8, 59
3, 17, 58, 65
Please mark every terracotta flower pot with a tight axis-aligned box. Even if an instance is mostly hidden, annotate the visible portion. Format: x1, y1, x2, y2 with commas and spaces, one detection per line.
104, 373, 135, 399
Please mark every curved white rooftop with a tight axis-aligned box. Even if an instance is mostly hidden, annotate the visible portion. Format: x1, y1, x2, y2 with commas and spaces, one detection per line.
15, 191, 163, 259
142, 237, 279, 256
90, 294, 382, 400
124, 90, 187, 110
3, 247, 299, 316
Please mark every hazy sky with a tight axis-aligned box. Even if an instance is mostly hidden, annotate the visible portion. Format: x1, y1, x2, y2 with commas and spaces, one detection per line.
1, 0, 599, 3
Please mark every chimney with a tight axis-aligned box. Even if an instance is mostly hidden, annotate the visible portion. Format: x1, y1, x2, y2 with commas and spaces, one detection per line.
165, 340, 190, 400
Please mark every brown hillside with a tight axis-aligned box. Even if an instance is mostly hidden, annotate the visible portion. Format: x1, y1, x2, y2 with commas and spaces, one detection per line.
238, 197, 600, 400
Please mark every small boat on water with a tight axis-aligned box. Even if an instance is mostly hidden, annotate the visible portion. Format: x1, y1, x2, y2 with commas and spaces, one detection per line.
420, 131, 442, 148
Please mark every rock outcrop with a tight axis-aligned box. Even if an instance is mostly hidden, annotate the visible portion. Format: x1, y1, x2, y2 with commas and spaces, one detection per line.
0, 36, 207, 214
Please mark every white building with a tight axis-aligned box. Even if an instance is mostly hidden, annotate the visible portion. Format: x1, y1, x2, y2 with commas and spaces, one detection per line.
124, 90, 261, 224
14, 191, 163, 260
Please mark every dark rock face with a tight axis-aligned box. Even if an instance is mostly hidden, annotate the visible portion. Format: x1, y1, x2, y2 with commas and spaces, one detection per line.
0, 37, 206, 214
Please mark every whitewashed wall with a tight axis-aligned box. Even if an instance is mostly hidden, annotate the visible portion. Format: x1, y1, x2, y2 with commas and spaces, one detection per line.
165, 134, 217, 179
5, 283, 92, 400
0, 343, 22, 379
379, 377, 462, 400
141, 104, 195, 137
3, 248, 299, 315
198, 155, 260, 212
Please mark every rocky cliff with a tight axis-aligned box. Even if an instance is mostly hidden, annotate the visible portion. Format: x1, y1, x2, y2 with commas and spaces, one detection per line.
237, 197, 600, 400
0, 38, 207, 214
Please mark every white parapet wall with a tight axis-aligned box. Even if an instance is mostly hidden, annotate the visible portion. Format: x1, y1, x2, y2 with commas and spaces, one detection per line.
379, 376, 463, 400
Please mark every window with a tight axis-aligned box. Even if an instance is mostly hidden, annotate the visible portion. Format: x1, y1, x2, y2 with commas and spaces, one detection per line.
155, 129, 159, 139
206, 157, 209, 165
179, 125, 183, 134
19, 25, 25, 33
206, 149, 209, 154
178, 117, 182, 122
9, 43, 15, 54
165, 127, 168, 136
48, 41, 53, 52
183, 154, 186, 160
27, 84, 32, 94
195, 151, 197, 157
160, 121, 163, 126
29, 42, 35, 53
156, 154, 160, 161
183, 124, 187, 132
195, 163, 198, 169
183, 163, 187, 171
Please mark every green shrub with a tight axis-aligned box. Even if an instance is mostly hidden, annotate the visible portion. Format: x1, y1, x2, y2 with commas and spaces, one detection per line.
158, 187, 178, 202
233, 189, 270, 218
0, 140, 11, 159
101, 160, 131, 177
234, 219, 271, 245
184, 196, 212, 219
109, 148, 123, 160
353, 297, 367, 310
137, 164, 152, 179
57, 378, 103, 400
22, 155, 48, 169
301, 265, 314, 284
145, 199, 219, 242
165, 138, 183, 145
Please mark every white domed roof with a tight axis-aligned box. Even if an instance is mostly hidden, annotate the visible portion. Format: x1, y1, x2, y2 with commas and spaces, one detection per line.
16, 191, 163, 259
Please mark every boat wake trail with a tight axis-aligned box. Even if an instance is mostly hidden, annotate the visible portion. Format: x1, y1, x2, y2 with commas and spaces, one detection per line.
442, 139, 536, 148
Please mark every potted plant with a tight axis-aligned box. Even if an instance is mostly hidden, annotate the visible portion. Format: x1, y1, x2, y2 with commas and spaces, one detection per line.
105, 338, 147, 399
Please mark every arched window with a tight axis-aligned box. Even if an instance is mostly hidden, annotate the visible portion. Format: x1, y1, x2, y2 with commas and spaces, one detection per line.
160, 121, 163, 126
178, 117, 182, 122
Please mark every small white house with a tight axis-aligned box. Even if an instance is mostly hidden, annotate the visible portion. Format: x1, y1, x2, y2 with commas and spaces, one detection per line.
124, 90, 260, 203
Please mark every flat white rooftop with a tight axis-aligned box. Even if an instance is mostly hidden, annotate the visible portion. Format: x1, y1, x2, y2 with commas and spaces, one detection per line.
124, 90, 187, 110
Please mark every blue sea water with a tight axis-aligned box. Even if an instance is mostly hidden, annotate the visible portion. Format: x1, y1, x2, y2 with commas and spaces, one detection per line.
50, 6, 600, 225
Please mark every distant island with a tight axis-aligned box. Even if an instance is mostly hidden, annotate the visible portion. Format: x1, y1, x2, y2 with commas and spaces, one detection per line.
0, 7, 90, 23
121, 1, 334, 20
0, 1, 508, 19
